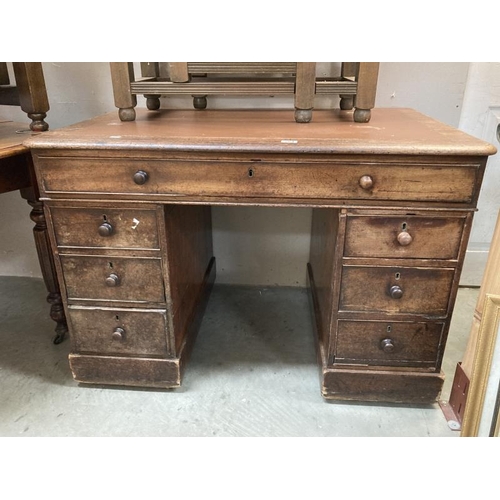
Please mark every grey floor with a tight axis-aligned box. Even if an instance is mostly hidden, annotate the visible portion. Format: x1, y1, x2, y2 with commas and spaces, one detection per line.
0, 277, 477, 436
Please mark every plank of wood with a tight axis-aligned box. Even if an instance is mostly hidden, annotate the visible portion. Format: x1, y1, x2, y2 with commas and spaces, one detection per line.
109, 62, 137, 108
140, 62, 159, 78
294, 62, 316, 109
12, 62, 49, 114
168, 63, 189, 83
355, 62, 380, 109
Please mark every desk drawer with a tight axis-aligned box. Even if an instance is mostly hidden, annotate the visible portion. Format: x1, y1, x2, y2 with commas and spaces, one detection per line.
334, 320, 444, 368
339, 265, 454, 316
38, 157, 478, 203
344, 215, 466, 260
60, 255, 165, 304
50, 207, 160, 249
68, 306, 169, 356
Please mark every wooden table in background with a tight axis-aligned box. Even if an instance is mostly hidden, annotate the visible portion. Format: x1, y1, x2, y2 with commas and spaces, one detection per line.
0, 119, 67, 343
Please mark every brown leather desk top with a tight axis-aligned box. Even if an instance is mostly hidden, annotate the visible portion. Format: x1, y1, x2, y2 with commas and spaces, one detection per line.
24, 108, 497, 157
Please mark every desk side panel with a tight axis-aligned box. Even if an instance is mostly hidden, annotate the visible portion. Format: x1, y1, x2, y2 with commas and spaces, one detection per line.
308, 208, 341, 350
162, 204, 214, 354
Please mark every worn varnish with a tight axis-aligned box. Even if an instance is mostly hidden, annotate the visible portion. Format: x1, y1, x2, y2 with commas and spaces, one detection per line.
27, 108, 496, 402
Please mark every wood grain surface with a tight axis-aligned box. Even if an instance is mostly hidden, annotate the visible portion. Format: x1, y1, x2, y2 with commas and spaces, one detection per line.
24, 108, 497, 156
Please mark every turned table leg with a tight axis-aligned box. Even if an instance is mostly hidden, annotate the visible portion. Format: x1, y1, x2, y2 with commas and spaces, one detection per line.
294, 62, 316, 123
110, 62, 137, 122
21, 188, 68, 344
12, 63, 50, 132
353, 62, 379, 123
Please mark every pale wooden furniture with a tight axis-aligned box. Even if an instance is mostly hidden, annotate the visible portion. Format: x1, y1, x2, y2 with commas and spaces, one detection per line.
461, 293, 500, 436
446, 210, 500, 428
110, 62, 379, 124
0, 120, 67, 343
26, 108, 495, 402
0, 63, 49, 132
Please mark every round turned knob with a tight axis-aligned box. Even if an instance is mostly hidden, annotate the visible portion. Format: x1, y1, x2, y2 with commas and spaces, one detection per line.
105, 273, 120, 287
359, 175, 374, 190
390, 285, 403, 299
133, 170, 149, 185
397, 231, 413, 246
98, 222, 113, 237
380, 338, 395, 353
112, 327, 125, 341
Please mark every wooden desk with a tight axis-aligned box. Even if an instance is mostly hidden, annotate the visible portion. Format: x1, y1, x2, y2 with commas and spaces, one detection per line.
0, 120, 67, 343
26, 108, 496, 403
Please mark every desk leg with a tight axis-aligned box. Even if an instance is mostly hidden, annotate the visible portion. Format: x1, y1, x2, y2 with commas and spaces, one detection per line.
21, 189, 68, 344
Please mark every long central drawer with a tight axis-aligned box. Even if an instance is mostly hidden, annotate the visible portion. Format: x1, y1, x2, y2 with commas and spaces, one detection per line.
37, 156, 478, 203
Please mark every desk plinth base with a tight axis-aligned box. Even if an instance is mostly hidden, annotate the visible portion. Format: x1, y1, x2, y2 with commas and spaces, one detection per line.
319, 361, 445, 404
69, 256, 216, 390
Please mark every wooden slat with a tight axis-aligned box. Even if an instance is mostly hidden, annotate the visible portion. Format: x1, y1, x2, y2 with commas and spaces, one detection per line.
295, 62, 316, 110
341, 62, 358, 79
355, 62, 380, 109
315, 80, 357, 95
140, 62, 160, 78
130, 79, 295, 95
188, 62, 297, 74
109, 62, 137, 108
168, 63, 189, 83
0, 62, 10, 85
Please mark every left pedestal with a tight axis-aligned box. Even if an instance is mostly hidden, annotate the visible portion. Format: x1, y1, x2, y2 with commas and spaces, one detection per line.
44, 202, 215, 388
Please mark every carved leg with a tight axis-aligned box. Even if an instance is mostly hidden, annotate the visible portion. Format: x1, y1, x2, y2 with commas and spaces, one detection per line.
144, 94, 161, 110
26, 196, 68, 344
193, 95, 207, 110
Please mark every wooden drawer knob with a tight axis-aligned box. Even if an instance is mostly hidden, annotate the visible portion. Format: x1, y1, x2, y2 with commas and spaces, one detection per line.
105, 273, 120, 287
112, 327, 125, 341
98, 222, 114, 237
359, 175, 374, 190
390, 285, 403, 299
133, 170, 149, 185
380, 338, 395, 353
397, 231, 413, 246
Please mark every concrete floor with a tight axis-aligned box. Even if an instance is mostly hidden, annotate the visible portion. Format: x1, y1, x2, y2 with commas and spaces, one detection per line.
0, 276, 477, 436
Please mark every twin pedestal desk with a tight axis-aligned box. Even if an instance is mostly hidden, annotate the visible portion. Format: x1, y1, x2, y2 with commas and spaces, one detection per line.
26, 108, 496, 404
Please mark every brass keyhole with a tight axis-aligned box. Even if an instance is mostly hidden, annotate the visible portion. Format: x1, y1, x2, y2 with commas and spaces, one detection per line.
395, 272, 401, 280
387, 325, 392, 333
248, 168, 254, 178
402, 222, 407, 231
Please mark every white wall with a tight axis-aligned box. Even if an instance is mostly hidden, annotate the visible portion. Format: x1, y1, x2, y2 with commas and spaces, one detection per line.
457, 63, 500, 285
1, 62, 490, 286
